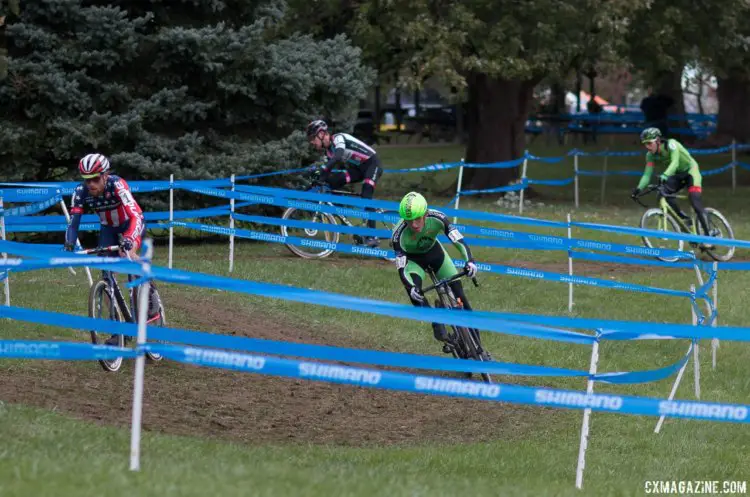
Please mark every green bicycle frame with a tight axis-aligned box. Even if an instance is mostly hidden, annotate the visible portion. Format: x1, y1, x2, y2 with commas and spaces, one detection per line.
657, 194, 696, 235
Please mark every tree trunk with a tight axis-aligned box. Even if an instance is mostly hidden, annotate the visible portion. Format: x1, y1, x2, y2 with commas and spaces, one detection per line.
654, 68, 687, 135
462, 74, 536, 191
717, 70, 750, 143
654, 69, 686, 115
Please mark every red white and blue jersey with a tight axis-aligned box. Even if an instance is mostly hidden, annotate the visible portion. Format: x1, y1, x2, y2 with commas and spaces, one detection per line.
69, 175, 144, 239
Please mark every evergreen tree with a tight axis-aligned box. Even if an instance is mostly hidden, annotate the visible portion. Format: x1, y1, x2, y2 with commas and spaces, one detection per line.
0, 0, 373, 182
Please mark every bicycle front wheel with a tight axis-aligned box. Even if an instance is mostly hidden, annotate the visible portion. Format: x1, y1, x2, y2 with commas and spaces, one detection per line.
704, 208, 735, 262
640, 208, 685, 262
88, 280, 125, 372
281, 207, 340, 259
136, 284, 165, 362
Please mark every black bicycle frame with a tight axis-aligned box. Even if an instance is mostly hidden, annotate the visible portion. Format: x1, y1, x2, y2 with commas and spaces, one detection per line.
101, 269, 135, 324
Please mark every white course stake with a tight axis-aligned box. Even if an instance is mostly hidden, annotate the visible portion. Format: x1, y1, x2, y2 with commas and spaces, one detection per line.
453, 159, 465, 225
130, 239, 153, 472
168, 174, 174, 269
575, 338, 599, 489
654, 285, 699, 434
519, 152, 529, 215
567, 213, 574, 313
0, 195, 9, 307
229, 173, 236, 273
712, 261, 719, 370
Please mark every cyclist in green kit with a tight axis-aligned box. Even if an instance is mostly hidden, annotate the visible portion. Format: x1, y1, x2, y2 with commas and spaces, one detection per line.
631, 127, 718, 243
391, 192, 479, 349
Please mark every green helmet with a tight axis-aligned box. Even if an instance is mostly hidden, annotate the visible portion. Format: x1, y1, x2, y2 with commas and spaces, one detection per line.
640, 127, 662, 143
399, 192, 428, 221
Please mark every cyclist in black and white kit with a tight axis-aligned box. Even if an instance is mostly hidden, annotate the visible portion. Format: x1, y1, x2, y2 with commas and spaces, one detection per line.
307, 119, 383, 247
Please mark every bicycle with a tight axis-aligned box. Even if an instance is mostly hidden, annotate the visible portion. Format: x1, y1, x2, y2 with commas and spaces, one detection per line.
421, 268, 493, 384
78, 245, 165, 372
280, 177, 396, 261
632, 184, 735, 263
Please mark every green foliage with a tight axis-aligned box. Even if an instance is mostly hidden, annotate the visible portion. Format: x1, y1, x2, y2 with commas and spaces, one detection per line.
0, 0, 373, 182
347, 0, 644, 92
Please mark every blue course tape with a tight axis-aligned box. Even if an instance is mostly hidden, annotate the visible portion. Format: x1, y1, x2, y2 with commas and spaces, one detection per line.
577, 170, 642, 177
453, 224, 692, 260
701, 163, 735, 176
152, 343, 750, 424
571, 150, 642, 158
0, 340, 138, 360
1, 240, 748, 343
571, 220, 750, 250
5, 222, 99, 234
229, 184, 568, 229
384, 162, 463, 173
226, 184, 750, 247
526, 153, 566, 164
570, 250, 700, 269
0, 329, 702, 385
463, 157, 527, 169
454, 260, 692, 298
174, 219, 691, 299
0, 195, 62, 217
458, 180, 528, 196
528, 178, 575, 186
5, 204, 237, 226
0, 187, 63, 203
1, 304, 588, 375
0, 251, 142, 276
715, 262, 750, 271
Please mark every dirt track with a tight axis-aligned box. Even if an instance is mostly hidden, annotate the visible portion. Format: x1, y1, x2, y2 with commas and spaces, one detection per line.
0, 291, 556, 446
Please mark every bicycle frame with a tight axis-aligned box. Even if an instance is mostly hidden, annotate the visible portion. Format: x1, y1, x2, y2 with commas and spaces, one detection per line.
81, 246, 136, 324
657, 196, 696, 235
101, 269, 136, 324
636, 185, 696, 235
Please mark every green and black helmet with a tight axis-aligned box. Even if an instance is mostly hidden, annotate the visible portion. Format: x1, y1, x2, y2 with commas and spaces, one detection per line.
640, 127, 662, 144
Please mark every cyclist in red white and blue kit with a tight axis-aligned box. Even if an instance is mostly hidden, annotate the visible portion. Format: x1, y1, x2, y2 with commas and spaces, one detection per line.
64, 153, 144, 259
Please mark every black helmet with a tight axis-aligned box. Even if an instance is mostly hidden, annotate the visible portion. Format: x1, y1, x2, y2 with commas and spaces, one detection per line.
306, 120, 328, 138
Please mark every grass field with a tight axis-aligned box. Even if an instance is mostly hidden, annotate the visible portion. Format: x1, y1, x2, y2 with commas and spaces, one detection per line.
2, 139, 750, 496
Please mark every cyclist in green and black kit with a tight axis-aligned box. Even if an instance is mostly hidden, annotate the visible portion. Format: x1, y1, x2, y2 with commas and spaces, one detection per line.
391, 192, 479, 348
631, 127, 717, 240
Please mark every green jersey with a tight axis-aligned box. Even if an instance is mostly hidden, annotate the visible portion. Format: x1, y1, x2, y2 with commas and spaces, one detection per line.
391, 209, 473, 286
638, 138, 700, 190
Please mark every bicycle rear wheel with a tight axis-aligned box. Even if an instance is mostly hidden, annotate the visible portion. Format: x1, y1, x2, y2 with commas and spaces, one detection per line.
374, 208, 396, 262
281, 207, 340, 259
703, 208, 735, 262
640, 208, 684, 262
88, 280, 125, 372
